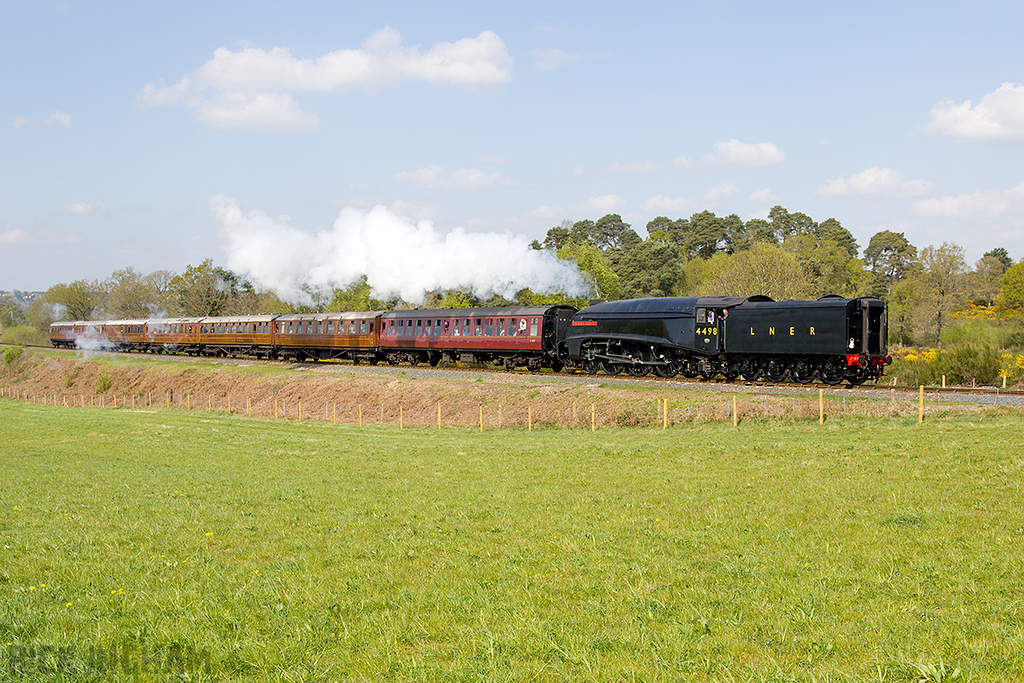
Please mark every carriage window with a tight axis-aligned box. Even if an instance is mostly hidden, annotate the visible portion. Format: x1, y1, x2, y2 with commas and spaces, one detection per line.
289, 322, 295, 333
530, 318, 539, 337
369, 322, 374, 332
485, 318, 493, 336
497, 318, 505, 336
360, 321, 367, 334
416, 320, 423, 336
326, 321, 333, 334
474, 319, 482, 336
462, 320, 471, 336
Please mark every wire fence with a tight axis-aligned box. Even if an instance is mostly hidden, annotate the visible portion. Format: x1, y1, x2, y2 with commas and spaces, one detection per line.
0, 384, 1004, 429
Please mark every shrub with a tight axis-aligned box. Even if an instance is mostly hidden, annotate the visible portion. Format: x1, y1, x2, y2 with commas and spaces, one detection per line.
0, 325, 48, 347
3, 346, 23, 366
936, 344, 1001, 386
94, 371, 112, 394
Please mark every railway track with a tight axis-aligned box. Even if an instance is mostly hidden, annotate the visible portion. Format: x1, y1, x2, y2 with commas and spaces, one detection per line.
19, 342, 1024, 401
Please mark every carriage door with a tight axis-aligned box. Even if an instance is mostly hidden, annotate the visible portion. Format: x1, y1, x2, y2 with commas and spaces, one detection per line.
694, 308, 721, 354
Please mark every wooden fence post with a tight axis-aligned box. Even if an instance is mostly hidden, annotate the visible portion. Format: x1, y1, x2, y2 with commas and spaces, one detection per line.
819, 389, 824, 425
918, 386, 924, 423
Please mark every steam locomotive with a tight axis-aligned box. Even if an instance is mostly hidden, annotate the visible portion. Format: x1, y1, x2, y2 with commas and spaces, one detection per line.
563, 295, 889, 385
50, 295, 889, 385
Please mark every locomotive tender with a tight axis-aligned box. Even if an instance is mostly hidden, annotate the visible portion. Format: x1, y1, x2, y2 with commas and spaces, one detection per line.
563, 295, 889, 384
50, 295, 889, 384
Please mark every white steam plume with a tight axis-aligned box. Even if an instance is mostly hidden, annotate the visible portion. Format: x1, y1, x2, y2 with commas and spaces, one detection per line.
210, 195, 589, 305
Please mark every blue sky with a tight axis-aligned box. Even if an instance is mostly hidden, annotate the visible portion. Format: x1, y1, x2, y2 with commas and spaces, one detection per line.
3, 0, 1024, 294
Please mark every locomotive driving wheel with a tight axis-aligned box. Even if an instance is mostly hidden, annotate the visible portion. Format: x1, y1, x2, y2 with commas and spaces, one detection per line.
583, 359, 600, 375
653, 362, 678, 378
603, 363, 624, 375
627, 364, 649, 377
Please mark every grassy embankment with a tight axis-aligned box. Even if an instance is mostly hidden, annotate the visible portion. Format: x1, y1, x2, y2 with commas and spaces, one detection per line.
1, 400, 1022, 682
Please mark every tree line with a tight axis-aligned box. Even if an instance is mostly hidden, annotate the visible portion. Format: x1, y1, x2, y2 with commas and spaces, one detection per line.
538, 206, 1020, 348
4, 205, 1023, 350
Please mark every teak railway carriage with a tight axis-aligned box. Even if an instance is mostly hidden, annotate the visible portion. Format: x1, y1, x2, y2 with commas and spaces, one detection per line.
49, 305, 576, 372
563, 295, 889, 384
50, 295, 890, 384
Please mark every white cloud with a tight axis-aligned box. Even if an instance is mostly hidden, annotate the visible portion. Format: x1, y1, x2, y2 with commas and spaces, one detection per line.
475, 155, 507, 165
197, 92, 319, 130
924, 82, 1024, 144
394, 165, 519, 190
642, 194, 694, 214
43, 111, 73, 128
912, 181, 1024, 218
528, 205, 560, 220
12, 117, 28, 128
749, 188, 778, 203
705, 139, 785, 167
705, 183, 740, 202
0, 228, 28, 245
818, 166, 933, 198
137, 28, 512, 130
671, 156, 695, 170
581, 194, 626, 213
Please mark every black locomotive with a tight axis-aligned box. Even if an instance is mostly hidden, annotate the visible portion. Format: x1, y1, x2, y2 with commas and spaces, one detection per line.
562, 295, 889, 384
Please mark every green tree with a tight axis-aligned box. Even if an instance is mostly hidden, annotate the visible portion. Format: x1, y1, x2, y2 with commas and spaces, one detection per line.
702, 242, 813, 300
167, 260, 230, 317
328, 275, 391, 311
918, 243, 967, 345
864, 230, 917, 292
557, 241, 619, 300
997, 261, 1024, 314
592, 214, 634, 250
686, 210, 726, 259
818, 218, 859, 259
542, 220, 572, 251
44, 280, 104, 320
0, 295, 26, 328
887, 277, 922, 345
966, 255, 1006, 307
616, 240, 683, 298
984, 247, 1013, 272
104, 267, 159, 319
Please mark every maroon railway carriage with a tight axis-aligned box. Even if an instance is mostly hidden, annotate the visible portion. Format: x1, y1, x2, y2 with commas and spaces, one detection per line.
379, 305, 575, 371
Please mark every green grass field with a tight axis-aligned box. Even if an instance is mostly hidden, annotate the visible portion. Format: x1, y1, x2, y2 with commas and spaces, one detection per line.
2, 400, 1023, 682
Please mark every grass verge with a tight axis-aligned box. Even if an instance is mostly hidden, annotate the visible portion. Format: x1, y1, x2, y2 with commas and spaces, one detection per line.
1, 402, 1023, 681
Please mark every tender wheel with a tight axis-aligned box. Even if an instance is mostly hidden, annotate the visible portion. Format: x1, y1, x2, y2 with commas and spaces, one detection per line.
820, 359, 845, 385
764, 359, 786, 383
408, 355, 420, 367
527, 358, 542, 372
792, 359, 815, 384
